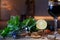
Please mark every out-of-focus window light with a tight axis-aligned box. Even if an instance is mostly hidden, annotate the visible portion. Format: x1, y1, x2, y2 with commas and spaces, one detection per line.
58, 0, 60, 1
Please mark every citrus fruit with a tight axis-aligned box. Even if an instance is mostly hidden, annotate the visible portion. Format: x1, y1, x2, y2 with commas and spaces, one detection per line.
36, 19, 47, 30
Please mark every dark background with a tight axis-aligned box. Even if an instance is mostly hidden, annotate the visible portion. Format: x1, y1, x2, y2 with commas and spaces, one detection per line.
1, 0, 49, 20
0, 0, 60, 29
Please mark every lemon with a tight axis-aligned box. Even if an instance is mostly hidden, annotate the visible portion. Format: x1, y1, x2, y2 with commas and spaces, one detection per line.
36, 19, 47, 30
